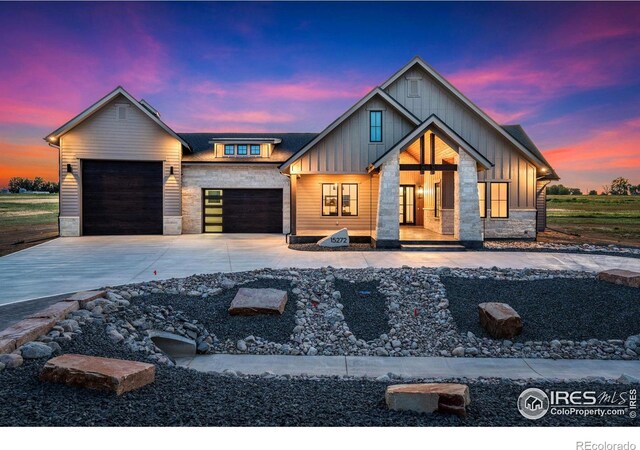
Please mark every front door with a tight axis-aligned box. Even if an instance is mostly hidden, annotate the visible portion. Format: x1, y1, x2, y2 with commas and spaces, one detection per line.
399, 185, 415, 225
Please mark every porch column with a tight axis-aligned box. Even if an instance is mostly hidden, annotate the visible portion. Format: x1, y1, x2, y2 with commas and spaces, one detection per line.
454, 148, 483, 247
375, 150, 400, 248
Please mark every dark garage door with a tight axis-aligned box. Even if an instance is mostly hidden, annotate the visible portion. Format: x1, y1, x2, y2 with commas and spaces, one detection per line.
82, 160, 163, 235
203, 188, 282, 233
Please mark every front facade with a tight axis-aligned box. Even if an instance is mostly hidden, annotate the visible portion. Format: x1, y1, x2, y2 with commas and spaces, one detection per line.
46, 57, 558, 247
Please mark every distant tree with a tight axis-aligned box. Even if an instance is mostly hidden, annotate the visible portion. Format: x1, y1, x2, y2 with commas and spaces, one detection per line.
610, 177, 631, 195
7, 176, 58, 193
547, 184, 581, 195
569, 188, 582, 195
630, 184, 640, 196
601, 185, 610, 195
588, 190, 598, 195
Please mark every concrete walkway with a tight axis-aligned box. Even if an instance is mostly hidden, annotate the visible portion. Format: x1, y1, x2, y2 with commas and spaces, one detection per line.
176, 354, 640, 381
1, 234, 639, 305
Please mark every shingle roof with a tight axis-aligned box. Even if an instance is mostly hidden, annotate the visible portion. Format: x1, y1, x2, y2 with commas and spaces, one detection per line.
179, 133, 318, 163
501, 125, 559, 180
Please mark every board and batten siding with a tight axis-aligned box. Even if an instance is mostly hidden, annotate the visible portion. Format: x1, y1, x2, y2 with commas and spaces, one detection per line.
384, 66, 537, 210
296, 174, 379, 232
59, 95, 183, 223
290, 97, 415, 175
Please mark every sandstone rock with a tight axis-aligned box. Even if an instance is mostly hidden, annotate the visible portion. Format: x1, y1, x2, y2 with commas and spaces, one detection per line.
65, 290, 107, 307
149, 330, 196, 357
385, 383, 471, 417
40, 354, 155, 395
0, 318, 57, 348
317, 228, 349, 248
0, 353, 23, 368
597, 269, 640, 288
20, 341, 53, 359
229, 288, 288, 315
478, 302, 523, 339
0, 338, 16, 354
27, 301, 79, 320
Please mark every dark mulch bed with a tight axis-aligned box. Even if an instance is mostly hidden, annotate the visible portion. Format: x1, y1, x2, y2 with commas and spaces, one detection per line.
478, 247, 640, 259
336, 279, 389, 342
134, 278, 297, 343
289, 243, 374, 251
0, 323, 636, 426
441, 276, 640, 341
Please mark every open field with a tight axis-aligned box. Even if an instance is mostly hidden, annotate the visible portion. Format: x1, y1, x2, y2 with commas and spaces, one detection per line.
0, 193, 59, 256
543, 195, 640, 247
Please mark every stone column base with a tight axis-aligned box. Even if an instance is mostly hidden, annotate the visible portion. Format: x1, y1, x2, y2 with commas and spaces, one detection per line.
460, 240, 484, 249
372, 238, 401, 249
59, 216, 80, 237
163, 216, 182, 235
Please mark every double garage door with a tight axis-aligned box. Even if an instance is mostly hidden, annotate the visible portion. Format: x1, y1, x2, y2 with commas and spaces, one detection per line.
82, 160, 163, 235
203, 188, 283, 233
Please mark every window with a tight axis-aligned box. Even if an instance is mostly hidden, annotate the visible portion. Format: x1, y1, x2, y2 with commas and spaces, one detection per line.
370, 111, 382, 142
224, 144, 235, 155
116, 105, 128, 121
490, 182, 509, 218
322, 183, 338, 216
237, 144, 248, 155
250, 144, 261, 155
341, 184, 358, 216
478, 182, 487, 218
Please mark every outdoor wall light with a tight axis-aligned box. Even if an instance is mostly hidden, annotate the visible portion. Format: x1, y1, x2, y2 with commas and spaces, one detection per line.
67, 163, 72, 173
170, 166, 174, 175
418, 186, 424, 198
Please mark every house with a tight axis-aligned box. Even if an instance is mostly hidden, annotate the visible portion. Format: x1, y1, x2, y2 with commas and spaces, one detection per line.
45, 56, 558, 248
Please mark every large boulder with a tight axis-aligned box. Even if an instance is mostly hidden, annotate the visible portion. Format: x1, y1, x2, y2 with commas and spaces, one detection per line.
597, 269, 640, 288
478, 302, 523, 339
0, 353, 23, 369
149, 330, 196, 358
385, 383, 471, 417
40, 354, 155, 395
229, 288, 288, 315
317, 228, 349, 248
20, 342, 53, 359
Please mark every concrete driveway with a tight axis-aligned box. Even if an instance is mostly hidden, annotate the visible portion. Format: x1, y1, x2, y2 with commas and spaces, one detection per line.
1, 234, 639, 305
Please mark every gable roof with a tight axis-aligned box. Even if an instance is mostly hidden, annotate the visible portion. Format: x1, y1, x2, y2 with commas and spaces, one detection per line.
502, 125, 559, 180
44, 86, 190, 149
369, 114, 493, 171
279, 87, 420, 171
380, 56, 550, 170
180, 133, 318, 163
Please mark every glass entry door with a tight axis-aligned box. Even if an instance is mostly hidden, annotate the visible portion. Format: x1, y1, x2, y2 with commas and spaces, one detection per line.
399, 185, 415, 225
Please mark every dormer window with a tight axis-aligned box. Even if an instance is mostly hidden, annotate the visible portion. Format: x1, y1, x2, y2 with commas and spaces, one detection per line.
250, 144, 261, 155
237, 144, 248, 155
224, 144, 235, 155
116, 104, 128, 121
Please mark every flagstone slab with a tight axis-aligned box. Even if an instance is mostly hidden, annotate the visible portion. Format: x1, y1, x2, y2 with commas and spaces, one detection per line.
597, 269, 640, 288
40, 354, 155, 395
0, 338, 16, 354
64, 290, 107, 307
385, 383, 471, 417
0, 318, 57, 348
229, 288, 288, 315
27, 301, 79, 320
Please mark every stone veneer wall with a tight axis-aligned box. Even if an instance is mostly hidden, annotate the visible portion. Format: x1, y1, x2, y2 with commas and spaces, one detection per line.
483, 210, 537, 239
59, 216, 80, 237
454, 149, 482, 244
181, 164, 290, 234
374, 151, 400, 245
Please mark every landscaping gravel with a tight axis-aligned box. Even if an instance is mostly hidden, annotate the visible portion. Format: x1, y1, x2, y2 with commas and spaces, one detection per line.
483, 240, 640, 258
442, 276, 640, 342
0, 323, 636, 427
133, 278, 297, 344
335, 279, 389, 342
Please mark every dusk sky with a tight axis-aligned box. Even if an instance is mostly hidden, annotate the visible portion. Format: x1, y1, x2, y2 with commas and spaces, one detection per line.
0, 1, 639, 192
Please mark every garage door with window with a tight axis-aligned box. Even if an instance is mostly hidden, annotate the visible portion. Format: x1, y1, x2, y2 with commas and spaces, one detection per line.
203, 188, 282, 233
82, 160, 163, 235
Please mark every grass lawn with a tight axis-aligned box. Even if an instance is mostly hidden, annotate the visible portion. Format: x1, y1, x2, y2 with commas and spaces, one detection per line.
0, 193, 59, 256
544, 195, 640, 247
